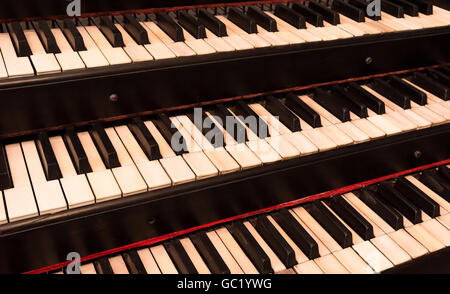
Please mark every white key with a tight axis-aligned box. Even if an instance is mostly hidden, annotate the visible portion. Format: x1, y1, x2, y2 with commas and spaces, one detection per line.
114, 125, 172, 190
150, 245, 178, 274
351, 118, 386, 139
204, 29, 235, 52
353, 240, 394, 272
180, 238, 211, 274
140, 21, 177, 59
175, 115, 240, 174
24, 29, 61, 74
137, 248, 161, 274
114, 24, 154, 62
244, 221, 286, 273
437, 214, 450, 230
0, 33, 34, 77
143, 22, 196, 57
257, 26, 289, 46
49, 136, 95, 208
80, 263, 97, 274
370, 234, 411, 265
405, 223, 445, 252
3, 144, 38, 222
0, 192, 7, 224
388, 229, 428, 259
216, 227, 259, 274
51, 28, 86, 70
206, 231, 244, 274
144, 120, 196, 184
76, 26, 110, 67
294, 260, 323, 274
77, 131, 122, 201
333, 247, 374, 274
21, 140, 67, 214
314, 254, 349, 274
182, 29, 216, 55
104, 128, 147, 196
109, 255, 129, 274
84, 25, 132, 65
0, 51, 9, 78
420, 219, 450, 246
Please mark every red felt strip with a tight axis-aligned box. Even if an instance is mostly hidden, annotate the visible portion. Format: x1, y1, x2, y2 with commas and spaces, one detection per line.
26, 158, 450, 274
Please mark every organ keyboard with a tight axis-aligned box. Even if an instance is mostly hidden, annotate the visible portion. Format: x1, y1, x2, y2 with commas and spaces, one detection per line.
0, 0, 448, 274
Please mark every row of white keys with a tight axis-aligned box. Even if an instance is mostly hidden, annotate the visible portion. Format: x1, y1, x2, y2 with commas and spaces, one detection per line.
114, 23, 154, 62
21, 140, 66, 214
142, 21, 196, 57
169, 117, 219, 179
50, 27, 86, 70
0, 33, 34, 77
114, 125, 172, 190
23, 29, 61, 74
104, 127, 148, 196
49, 136, 95, 208
143, 120, 196, 184
3, 144, 38, 222
77, 131, 122, 202
83, 25, 132, 65
175, 115, 240, 174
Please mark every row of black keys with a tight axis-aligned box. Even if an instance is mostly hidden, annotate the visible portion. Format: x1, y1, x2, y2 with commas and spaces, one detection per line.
0, 68, 448, 190
77, 168, 450, 274
3, 0, 435, 58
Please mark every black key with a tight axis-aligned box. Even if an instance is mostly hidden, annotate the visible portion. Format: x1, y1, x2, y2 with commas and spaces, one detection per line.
156, 12, 184, 42
386, 76, 427, 105
331, 85, 368, 118
371, 78, 411, 109
380, 0, 405, 17
377, 183, 422, 224
64, 128, 92, 174
313, 88, 350, 122
93, 258, 114, 274
308, 1, 340, 25
122, 14, 150, 45
32, 20, 60, 54
164, 239, 198, 274
58, 19, 86, 51
427, 69, 450, 88
94, 16, 124, 47
128, 117, 162, 161
252, 215, 296, 268
411, 72, 449, 100
233, 100, 269, 139
274, 4, 306, 29
359, 189, 404, 230
7, 22, 31, 57
389, 0, 419, 16
271, 209, 319, 259
438, 166, 450, 182
284, 92, 321, 128
305, 202, 353, 248
153, 113, 188, 155
331, 0, 365, 22
89, 123, 121, 169
247, 6, 277, 32
395, 177, 440, 217
0, 144, 12, 190
420, 170, 450, 202
349, 0, 381, 20
178, 11, 206, 39
212, 104, 247, 143
198, 9, 227, 37
347, 83, 385, 114
228, 7, 257, 34
190, 232, 230, 274
36, 133, 62, 180
325, 195, 374, 240
122, 251, 147, 274
291, 3, 324, 27
407, 0, 433, 15
227, 222, 272, 274
264, 96, 301, 132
